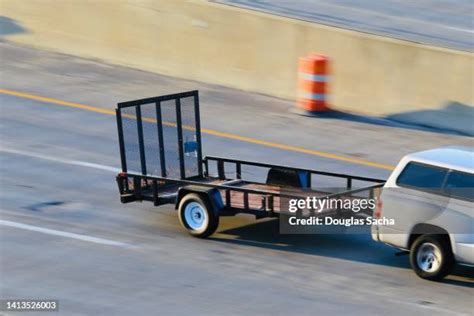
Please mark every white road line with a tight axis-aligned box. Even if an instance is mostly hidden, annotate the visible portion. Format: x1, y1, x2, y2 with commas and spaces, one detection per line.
0, 147, 120, 173
0, 219, 137, 248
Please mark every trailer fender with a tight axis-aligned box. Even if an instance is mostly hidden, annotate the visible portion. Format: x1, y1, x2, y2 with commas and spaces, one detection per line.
175, 185, 224, 215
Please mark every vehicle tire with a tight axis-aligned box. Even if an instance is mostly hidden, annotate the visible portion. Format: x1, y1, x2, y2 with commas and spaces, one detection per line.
409, 235, 454, 281
178, 193, 219, 238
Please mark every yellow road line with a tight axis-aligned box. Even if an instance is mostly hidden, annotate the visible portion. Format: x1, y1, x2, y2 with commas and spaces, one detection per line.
0, 88, 395, 170
0, 88, 116, 116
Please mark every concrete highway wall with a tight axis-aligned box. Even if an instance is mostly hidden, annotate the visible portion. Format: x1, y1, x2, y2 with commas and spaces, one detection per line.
1, 0, 473, 116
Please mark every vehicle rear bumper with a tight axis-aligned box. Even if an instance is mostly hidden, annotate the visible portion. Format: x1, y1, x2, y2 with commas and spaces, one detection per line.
455, 243, 474, 265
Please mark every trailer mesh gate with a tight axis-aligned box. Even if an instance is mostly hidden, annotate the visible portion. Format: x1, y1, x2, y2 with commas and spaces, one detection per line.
116, 91, 203, 179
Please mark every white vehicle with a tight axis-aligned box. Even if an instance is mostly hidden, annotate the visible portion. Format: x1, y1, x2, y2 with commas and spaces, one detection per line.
372, 146, 474, 280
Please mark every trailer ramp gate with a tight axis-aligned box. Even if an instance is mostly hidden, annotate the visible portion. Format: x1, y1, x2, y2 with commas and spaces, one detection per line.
116, 91, 203, 180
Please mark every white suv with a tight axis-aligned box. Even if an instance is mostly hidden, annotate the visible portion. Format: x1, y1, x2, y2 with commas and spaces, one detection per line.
372, 146, 473, 280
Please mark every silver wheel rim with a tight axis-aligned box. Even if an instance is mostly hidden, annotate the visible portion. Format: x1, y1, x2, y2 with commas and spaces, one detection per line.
416, 242, 442, 273
184, 202, 207, 230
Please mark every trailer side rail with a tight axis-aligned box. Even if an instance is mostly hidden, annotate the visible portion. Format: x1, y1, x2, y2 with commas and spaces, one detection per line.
117, 172, 383, 215
204, 156, 385, 190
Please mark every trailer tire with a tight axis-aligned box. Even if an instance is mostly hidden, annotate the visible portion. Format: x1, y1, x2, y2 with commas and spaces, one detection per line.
409, 235, 453, 281
178, 193, 219, 238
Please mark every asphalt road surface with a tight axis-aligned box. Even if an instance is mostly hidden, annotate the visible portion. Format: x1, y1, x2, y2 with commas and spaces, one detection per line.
0, 43, 473, 315
214, 0, 474, 51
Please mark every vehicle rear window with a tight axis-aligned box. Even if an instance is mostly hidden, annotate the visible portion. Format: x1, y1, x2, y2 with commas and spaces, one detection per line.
396, 162, 447, 191
443, 171, 474, 201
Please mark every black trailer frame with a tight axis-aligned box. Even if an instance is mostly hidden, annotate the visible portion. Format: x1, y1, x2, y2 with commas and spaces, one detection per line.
115, 91, 385, 235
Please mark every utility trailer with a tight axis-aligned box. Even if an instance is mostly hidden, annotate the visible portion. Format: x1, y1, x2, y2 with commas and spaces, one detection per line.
115, 91, 385, 238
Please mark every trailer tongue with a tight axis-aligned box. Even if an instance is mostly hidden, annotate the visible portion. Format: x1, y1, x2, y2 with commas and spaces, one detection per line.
115, 91, 384, 238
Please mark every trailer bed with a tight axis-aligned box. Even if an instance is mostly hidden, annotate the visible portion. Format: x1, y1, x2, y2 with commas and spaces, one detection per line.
115, 90, 385, 237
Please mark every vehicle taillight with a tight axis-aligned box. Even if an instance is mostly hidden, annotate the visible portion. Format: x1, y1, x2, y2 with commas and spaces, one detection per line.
374, 198, 383, 219
118, 172, 127, 178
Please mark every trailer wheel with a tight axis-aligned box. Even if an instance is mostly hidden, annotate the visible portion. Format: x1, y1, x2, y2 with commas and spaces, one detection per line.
409, 235, 453, 281
178, 193, 219, 238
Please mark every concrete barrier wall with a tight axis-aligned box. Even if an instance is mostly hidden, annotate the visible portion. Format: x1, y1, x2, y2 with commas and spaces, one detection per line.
2, 0, 473, 115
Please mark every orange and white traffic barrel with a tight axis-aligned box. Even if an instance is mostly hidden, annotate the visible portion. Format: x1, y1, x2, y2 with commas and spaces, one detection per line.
297, 54, 330, 112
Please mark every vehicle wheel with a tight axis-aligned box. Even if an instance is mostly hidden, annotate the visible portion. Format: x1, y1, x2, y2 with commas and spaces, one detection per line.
178, 193, 219, 238
409, 235, 453, 281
